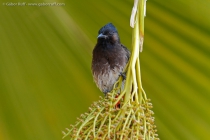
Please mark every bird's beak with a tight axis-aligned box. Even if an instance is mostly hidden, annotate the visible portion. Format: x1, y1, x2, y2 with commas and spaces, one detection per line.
97, 33, 107, 39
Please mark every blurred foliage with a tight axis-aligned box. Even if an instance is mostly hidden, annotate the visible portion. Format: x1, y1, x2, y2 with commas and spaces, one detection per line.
0, 0, 210, 140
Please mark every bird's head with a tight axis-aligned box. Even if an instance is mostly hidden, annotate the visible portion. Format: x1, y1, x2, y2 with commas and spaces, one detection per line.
97, 23, 120, 44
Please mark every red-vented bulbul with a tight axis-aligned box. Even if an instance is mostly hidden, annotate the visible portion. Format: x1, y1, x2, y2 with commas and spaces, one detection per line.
91, 23, 130, 94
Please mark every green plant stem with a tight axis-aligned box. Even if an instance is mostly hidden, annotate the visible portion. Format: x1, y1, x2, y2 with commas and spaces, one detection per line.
93, 107, 104, 137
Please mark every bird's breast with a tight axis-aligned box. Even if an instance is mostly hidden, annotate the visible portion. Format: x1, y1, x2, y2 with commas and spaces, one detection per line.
91, 43, 129, 93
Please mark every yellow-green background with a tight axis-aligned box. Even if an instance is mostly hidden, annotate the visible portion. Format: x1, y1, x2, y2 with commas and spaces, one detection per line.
1, 0, 210, 139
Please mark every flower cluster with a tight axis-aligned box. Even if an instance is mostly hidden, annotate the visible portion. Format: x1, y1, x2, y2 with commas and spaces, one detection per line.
62, 80, 159, 139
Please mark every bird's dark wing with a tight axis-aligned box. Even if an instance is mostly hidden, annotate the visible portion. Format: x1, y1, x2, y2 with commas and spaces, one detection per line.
121, 44, 131, 62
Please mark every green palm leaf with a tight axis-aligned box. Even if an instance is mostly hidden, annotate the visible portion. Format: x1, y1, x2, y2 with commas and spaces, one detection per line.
0, 0, 209, 139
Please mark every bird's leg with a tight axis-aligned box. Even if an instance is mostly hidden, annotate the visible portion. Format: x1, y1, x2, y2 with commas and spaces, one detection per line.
120, 72, 126, 80
104, 90, 110, 96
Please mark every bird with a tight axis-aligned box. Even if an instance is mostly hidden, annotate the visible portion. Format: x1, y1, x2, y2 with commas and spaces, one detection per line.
91, 23, 130, 95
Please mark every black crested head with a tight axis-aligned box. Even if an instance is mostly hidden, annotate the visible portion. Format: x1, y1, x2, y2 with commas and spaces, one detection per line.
97, 23, 120, 44
98, 23, 118, 34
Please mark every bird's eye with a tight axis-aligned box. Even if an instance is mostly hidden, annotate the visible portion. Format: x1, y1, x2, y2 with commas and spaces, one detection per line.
108, 32, 114, 35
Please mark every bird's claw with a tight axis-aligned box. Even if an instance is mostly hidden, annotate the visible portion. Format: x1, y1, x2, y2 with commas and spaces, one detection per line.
120, 72, 126, 80
104, 90, 110, 96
